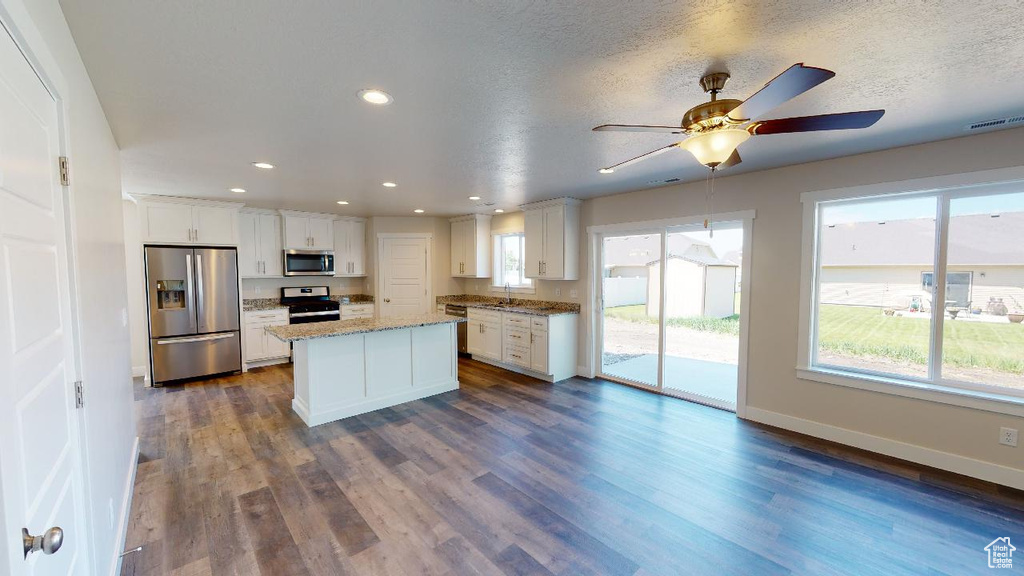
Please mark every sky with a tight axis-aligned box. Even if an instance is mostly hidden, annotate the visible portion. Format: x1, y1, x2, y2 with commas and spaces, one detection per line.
822, 191, 1024, 225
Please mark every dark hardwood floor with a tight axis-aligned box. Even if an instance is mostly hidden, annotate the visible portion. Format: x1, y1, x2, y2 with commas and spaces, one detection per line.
120, 358, 1023, 575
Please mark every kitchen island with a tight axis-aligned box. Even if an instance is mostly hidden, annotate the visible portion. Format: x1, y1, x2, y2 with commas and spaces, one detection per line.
267, 313, 465, 426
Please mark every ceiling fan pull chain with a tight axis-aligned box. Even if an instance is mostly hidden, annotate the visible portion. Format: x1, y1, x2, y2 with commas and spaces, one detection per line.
704, 169, 711, 231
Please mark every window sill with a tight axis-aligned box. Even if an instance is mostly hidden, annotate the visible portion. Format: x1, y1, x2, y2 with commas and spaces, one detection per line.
490, 285, 536, 295
796, 366, 1024, 417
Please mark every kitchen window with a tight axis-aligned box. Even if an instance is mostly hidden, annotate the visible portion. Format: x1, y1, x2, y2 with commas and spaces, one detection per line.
492, 232, 534, 292
799, 178, 1024, 407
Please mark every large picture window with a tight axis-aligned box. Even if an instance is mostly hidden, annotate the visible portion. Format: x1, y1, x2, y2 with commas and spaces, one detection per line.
807, 186, 1024, 397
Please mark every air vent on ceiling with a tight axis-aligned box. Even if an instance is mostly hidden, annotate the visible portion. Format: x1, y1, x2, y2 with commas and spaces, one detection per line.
663, 177, 680, 183
644, 177, 683, 186
964, 114, 1024, 132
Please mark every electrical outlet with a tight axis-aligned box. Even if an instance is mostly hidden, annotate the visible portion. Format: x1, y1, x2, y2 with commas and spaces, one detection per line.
570, 289, 578, 299
554, 288, 561, 297
999, 427, 1018, 447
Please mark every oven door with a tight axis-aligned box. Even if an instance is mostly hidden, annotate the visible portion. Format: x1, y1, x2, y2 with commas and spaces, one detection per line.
284, 250, 335, 276
289, 310, 341, 324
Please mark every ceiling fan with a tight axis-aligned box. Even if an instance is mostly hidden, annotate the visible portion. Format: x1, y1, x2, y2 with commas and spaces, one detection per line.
593, 63, 885, 172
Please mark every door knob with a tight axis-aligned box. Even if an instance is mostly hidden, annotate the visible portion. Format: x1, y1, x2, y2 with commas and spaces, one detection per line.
23, 526, 63, 558
385, 298, 390, 303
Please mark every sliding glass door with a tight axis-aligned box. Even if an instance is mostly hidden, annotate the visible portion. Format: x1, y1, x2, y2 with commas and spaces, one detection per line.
598, 221, 746, 411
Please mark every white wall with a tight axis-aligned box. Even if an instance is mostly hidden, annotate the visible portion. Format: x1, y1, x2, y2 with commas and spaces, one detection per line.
122, 199, 148, 378
4, 1, 137, 574
367, 216, 460, 301
580, 126, 1024, 478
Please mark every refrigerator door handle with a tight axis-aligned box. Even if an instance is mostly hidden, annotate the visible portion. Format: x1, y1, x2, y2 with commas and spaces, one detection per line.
156, 333, 235, 345
184, 252, 198, 333
196, 253, 205, 331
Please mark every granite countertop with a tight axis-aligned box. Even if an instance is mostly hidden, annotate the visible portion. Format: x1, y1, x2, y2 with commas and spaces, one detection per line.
436, 294, 580, 317
243, 298, 288, 312
267, 313, 465, 342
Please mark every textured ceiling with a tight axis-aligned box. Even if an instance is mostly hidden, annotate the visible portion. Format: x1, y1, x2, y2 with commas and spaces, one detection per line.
60, 0, 1024, 216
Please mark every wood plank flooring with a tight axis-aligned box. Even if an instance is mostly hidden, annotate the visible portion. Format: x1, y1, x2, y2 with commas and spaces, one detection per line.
120, 359, 1024, 575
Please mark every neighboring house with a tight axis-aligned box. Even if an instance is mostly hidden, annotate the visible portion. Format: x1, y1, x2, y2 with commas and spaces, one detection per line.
646, 244, 738, 319
819, 212, 1024, 310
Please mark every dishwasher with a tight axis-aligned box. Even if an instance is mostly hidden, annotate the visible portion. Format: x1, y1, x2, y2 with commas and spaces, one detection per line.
444, 304, 469, 356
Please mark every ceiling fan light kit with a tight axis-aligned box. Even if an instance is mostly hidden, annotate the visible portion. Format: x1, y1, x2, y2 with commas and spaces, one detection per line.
593, 63, 885, 171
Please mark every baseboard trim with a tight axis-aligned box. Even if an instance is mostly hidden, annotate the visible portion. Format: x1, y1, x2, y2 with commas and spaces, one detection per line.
296, 380, 460, 427
576, 364, 594, 378
245, 357, 290, 370
111, 436, 140, 576
744, 407, 1024, 491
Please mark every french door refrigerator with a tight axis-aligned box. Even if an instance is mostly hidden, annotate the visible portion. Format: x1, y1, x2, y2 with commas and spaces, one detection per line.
145, 246, 241, 384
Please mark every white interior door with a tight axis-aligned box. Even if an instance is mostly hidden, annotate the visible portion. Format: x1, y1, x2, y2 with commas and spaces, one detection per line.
379, 237, 430, 318
0, 24, 89, 575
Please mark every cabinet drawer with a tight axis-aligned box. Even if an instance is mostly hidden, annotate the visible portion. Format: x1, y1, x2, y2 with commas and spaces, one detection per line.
503, 344, 531, 368
245, 310, 288, 324
530, 317, 548, 331
503, 313, 531, 329
341, 304, 374, 316
503, 326, 530, 346
468, 308, 502, 324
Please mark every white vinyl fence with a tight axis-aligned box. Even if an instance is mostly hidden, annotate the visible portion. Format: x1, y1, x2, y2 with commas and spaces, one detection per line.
604, 277, 648, 308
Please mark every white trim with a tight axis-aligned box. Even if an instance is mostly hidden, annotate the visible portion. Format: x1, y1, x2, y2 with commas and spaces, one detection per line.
110, 437, 140, 576
294, 380, 459, 426
244, 357, 290, 370
797, 367, 1024, 417
130, 193, 244, 209
576, 364, 594, 378
587, 209, 756, 235
744, 407, 1024, 490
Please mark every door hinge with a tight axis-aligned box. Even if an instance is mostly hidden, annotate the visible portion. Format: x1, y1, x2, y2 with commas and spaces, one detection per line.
58, 156, 70, 186
74, 380, 84, 409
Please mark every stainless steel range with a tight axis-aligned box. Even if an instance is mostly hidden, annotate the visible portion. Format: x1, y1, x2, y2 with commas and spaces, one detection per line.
281, 286, 340, 324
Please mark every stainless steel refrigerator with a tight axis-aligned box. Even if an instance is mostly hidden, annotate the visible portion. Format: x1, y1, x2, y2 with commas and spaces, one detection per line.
145, 246, 241, 384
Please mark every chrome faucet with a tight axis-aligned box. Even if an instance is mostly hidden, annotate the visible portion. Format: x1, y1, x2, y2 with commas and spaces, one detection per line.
504, 282, 512, 305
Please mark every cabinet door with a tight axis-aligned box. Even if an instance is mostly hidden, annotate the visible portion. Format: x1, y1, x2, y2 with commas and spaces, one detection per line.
142, 202, 193, 243
543, 204, 564, 278
523, 209, 544, 278
259, 214, 283, 276
194, 206, 237, 245
483, 322, 503, 360
531, 329, 549, 374
244, 324, 267, 361
238, 213, 260, 277
265, 322, 291, 358
283, 216, 309, 249
308, 218, 333, 250
349, 220, 366, 275
333, 220, 350, 276
450, 219, 466, 276
463, 220, 478, 277
467, 319, 484, 355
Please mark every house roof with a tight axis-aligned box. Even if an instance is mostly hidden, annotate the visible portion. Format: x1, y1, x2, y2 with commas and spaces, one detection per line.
603, 234, 709, 268
820, 212, 1024, 267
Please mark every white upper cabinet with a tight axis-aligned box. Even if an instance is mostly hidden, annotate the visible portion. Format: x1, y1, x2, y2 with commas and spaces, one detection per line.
138, 196, 241, 245
449, 214, 491, 278
239, 210, 283, 278
334, 217, 367, 276
521, 198, 580, 280
281, 211, 335, 250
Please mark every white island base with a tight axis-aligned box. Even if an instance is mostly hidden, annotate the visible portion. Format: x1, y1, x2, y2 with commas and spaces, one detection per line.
289, 321, 459, 426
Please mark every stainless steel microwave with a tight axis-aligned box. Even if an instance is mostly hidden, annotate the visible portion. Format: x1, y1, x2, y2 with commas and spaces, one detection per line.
284, 249, 335, 276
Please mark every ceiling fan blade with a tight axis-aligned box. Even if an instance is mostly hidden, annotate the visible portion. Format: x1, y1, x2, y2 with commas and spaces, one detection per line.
727, 63, 835, 123
602, 142, 681, 171
747, 110, 885, 135
593, 124, 686, 134
718, 150, 742, 170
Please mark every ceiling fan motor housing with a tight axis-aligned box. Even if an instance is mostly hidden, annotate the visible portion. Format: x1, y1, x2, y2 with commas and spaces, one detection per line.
682, 99, 743, 132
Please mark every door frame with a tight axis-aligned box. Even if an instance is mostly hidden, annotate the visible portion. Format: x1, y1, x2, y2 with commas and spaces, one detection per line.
375, 233, 433, 316
587, 210, 755, 416
0, 3, 96, 574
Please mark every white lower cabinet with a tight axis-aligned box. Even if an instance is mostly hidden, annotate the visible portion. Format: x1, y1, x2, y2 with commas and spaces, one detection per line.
469, 309, 577, 381
341, 303, 374, 319
245, 309, 290, 364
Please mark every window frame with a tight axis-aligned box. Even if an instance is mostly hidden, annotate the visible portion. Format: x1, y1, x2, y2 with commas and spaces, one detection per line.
797, 168, 1024, 417
490, 232, 535, 293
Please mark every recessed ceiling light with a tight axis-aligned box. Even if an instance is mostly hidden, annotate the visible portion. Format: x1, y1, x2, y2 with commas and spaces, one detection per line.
382, 182, 397, 188
358, 89, 393, 105
337, 201, 349, 205
494, 209, 505, 213
252, 162, 275, 170
229, 188, 246, 193
414, 209, 425, 214
598, 168, 614, 174
468, 196, 481, 200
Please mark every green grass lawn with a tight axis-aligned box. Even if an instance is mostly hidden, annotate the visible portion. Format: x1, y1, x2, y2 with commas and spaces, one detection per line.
818, 305, 1024, 374
604, 304, 740, 336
